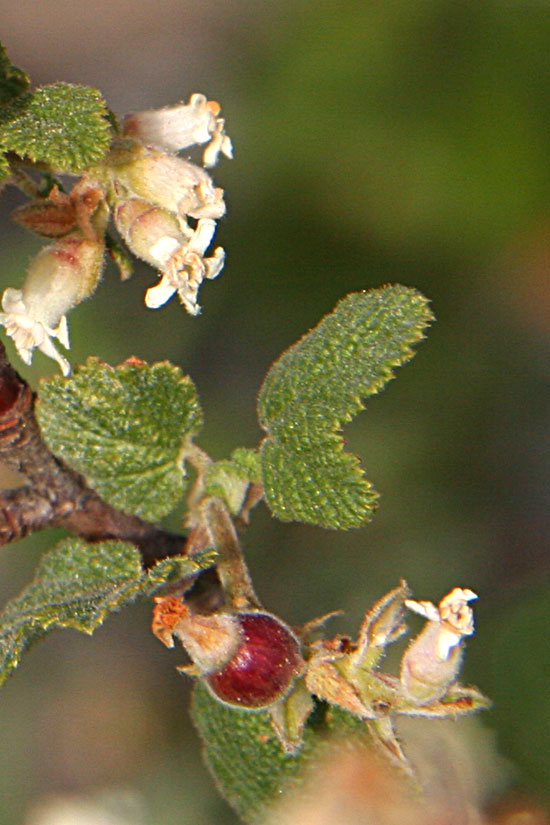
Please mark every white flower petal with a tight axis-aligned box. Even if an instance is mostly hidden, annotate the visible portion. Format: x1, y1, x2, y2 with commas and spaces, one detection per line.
404, 599, 440, 622
145, 277, 177, 309
188, 218, 216, 254
148, 236, 182, 266
53, 315, 70, 349
205, 248, 225, 280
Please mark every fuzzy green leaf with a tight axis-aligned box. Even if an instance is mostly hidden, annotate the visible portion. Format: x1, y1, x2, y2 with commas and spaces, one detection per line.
36, 358, 203, 520
0, 42, 30, 104
0, 537, 216, 688
204, 448, 262, 515
258, 285, 433, 529
0, 82, 111, 172
192, 683, 368, 824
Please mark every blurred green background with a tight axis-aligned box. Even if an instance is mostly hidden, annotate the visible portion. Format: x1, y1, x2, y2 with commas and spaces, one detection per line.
0, 1, 549, 822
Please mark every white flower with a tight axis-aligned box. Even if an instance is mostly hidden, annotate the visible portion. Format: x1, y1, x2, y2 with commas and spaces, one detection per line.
0, 287, 71, 375
400, 587, 478, 705
113, 200, 226, 315
404, 587, 477, 660
0, 234, 105, 375
122, 93, 233, 167
145, 218, 225, 315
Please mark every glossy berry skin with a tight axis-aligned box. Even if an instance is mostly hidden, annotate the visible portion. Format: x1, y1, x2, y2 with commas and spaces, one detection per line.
205, 612, 303, 710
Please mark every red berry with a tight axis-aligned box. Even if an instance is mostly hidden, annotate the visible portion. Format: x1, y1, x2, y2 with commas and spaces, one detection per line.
206, 612, 303, 709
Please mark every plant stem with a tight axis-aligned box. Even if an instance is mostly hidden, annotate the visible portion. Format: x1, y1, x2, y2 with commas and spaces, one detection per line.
6, 162, 41, 198
200, 496, 260, 611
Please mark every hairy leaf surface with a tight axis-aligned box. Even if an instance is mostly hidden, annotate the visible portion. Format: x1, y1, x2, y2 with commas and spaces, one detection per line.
0, 538, 216, 687
37, 358, 203, 520
192, 683, 368, 824
0, 82, 111, 172
258, 285, 433, 529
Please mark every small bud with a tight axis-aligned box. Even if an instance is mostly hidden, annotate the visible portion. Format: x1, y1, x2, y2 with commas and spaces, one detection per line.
112, 147, 226, 220
12, 188, 78, 238
122, 93, 233, 167
0, 233, 105, 374
153, 597, 304, 710
400, 588, 477, 706
12, 180, 107, 242
113, 198, 192, 268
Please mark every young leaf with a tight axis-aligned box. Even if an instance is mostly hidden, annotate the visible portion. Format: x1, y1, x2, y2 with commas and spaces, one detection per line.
0, 537, 216, 688
204, 448, 262, 515
36, 358, 203, 521
0, 82, 111, 172
258, 285, 433, 529
0, 42, 30, 104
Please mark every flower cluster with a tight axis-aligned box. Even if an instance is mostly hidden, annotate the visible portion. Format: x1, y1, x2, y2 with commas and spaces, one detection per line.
109, 94, 231, 316
0, 93, 232, 373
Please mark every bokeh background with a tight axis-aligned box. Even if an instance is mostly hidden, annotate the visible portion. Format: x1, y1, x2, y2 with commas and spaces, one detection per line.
0, 1, 549, 822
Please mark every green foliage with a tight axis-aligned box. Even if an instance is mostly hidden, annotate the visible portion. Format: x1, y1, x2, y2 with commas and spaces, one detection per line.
36, 358, 203, 521
0, 43, 30, 185
0, 537, 216, 688
0, 43, 30, 104
192, 682, 368, 824
258, 285, 433, 529
0, 81, 111, 173
204, 448, 261, 515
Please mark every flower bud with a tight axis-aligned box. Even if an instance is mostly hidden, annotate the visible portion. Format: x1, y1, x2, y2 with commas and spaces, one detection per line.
11, 180, 106, 240
122, 93, 233, 167
400, 588, 477, 706
113, 198, 192, 269
112, 147, 226, 220
153, 597, 304, 710
0, 233, 105, 374
12, 193, 78, 238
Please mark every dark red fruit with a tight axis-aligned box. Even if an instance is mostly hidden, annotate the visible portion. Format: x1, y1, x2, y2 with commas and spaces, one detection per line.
205, 612, 303, 709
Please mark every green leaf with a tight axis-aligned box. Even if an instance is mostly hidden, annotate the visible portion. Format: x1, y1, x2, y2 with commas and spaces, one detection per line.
36, 358, 203, 520
192, 683, 368, 824
258, 285, 433, 529
0, 82, 111, 172
0, 42, 30, 103
204, 448, 262, 515
0, 537, 216, 688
